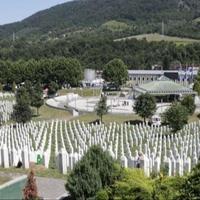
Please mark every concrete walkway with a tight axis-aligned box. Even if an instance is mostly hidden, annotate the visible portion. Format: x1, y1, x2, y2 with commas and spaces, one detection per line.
36, 177, 68, 200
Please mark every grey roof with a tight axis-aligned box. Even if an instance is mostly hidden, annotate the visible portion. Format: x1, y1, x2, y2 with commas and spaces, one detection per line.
128, 70, 198, 76
134, 76, 196, 95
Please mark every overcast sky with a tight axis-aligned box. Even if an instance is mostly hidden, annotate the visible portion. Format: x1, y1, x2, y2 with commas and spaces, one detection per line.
0, 0, 71, 25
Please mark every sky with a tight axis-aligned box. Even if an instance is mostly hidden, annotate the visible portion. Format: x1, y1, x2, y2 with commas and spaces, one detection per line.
0, 0, 71, 25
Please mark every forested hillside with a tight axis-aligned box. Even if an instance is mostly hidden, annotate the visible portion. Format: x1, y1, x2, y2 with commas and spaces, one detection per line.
0, 0, 200, 71
0, 0, 200, 40
0, 35, 200, 70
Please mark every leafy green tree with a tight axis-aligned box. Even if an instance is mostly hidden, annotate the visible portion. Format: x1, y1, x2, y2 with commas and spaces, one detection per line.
113, 169, 153, 200
163, 103, 188, 132
31, 83, 44, 116
178, 163, 200, 200
162, 56, 170, 70
96, 189, 109, 200
133, 93, 156, 122
53, 58, 83, 87
66, 146, 121, 200
67, 161, 102, 200
48, 81, 59, 97
193, 81, 200, 95
153, 176, 184, 200
12, 87, 32, 123
181, 95, 196, 115
96, 94, 109, 122
102, 58, 128, 87
15, 87, 30, 104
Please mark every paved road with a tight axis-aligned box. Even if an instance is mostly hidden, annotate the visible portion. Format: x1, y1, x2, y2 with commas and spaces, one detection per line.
36, 177, 68, 200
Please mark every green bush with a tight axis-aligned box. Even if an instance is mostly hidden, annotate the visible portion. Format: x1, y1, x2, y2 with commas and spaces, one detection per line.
96, 189, 109, 200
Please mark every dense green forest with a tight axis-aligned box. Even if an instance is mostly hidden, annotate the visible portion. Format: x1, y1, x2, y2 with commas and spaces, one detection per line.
0, 35, 200, 70
0, 0, 200, 40
0, 0, 200, 72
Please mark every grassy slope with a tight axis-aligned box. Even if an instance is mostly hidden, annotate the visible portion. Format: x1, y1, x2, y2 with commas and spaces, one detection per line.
101, 20, 129, 32
32, 104, 72, 121
114, 33, 200, 45
73, 112, 142, 124
0, 176, 10, 185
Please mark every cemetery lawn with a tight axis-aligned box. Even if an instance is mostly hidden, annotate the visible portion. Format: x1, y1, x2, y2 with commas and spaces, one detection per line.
58, 88, 101, 97
0, 167, 66, 180
32, 104, 72, 121
74, 112, 199, 124
188, 113, 199, 123
73, 113, 143, 124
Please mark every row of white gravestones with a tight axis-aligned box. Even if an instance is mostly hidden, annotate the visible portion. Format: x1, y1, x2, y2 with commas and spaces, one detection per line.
0, 92, 15, 99
0, 120, 51, 168
57, 149, 82, 174
0, 119, 199, 176
0, 145, 32, 169
56, 120, 200, 175
0, 92, 15, 123
0, 100, 15, 123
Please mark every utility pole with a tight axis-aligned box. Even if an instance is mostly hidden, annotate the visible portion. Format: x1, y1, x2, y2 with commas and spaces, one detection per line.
162, 21, 165, 37
12, 32, 15, 42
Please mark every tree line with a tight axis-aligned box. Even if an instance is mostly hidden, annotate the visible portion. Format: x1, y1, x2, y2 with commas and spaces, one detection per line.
65, 145, 200, 200
0, 57, 83, 87
0, 36, 200, 70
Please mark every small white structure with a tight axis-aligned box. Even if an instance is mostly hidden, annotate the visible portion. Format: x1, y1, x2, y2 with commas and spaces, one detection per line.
151, 115, 161, 126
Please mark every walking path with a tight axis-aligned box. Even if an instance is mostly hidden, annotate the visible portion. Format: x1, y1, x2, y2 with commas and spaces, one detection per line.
36, 177, 68, 200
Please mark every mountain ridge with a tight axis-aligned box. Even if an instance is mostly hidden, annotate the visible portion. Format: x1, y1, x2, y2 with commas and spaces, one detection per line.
0, 0, 200, 40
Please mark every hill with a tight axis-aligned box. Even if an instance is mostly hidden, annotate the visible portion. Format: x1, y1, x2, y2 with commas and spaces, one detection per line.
0, 0, 200, 40
114, 33, 200, 45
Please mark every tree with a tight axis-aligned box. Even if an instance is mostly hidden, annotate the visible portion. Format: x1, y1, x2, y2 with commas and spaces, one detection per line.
31, 83, 44, 116
23, 170, 39, 200
193, 81, 200, 95
102, 58, 128, 87
178, 163, 200, 199
96, 189, 109, 200
54, 58, 83, 87
113, 168, 153, 200
47, 81, 59, 97
12, 81, 16, 93
163, 103, 188, 132
12, 87, 32, 123
133, 93, 156, 122
181, 95, 196, 115
162, 56, 170, 70
96, 94, 109, 122
0, 83, 3, 91
66, 146, 121, 200
153, 175, 184, 200
15, 87, 31, 105
66, 161, 102, 199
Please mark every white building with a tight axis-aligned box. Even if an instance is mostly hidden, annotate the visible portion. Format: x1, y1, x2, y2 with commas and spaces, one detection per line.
128, 69, 198, 85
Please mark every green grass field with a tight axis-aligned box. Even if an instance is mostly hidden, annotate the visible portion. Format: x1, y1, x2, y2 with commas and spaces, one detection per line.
114, 33, 200, 45
73, 112, 142, 124
0, 167, 66, 180
58, 88, 101, 97
32, 104, 72, 121
73, 112, 199, 125
101, 20, 129, 32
